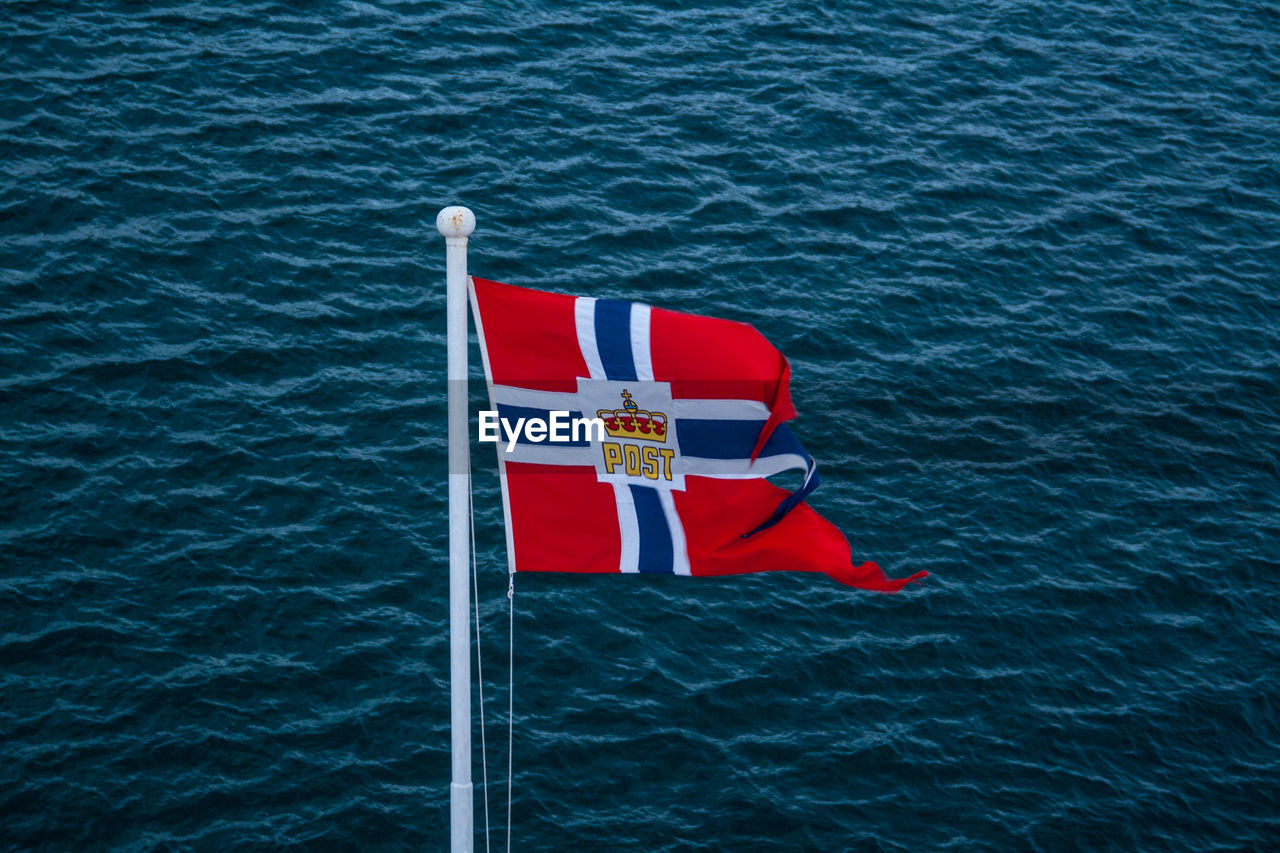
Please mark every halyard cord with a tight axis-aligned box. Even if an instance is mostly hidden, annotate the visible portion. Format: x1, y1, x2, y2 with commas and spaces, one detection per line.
469, 454, 516, 853
507, 571, 514, 853
468, 468, 491, 853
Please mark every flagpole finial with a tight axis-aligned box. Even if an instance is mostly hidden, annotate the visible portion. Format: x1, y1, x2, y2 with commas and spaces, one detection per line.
437, 205, 475, 240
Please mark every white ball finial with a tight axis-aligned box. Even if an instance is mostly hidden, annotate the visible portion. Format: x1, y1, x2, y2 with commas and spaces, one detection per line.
436, 206, 475, 239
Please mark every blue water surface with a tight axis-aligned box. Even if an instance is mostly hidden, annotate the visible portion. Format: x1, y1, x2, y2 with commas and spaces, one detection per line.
2, 2, 1278, 850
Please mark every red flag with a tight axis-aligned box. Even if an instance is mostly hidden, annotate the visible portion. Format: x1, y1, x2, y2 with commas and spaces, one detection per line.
470, 276, 926, 592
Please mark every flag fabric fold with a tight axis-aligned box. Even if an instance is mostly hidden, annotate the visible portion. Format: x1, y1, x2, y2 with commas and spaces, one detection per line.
469, 276, 926, 592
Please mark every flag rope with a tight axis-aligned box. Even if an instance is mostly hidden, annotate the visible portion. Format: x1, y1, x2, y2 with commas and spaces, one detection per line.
506, 571, 514, 853
468, 466, 491, 853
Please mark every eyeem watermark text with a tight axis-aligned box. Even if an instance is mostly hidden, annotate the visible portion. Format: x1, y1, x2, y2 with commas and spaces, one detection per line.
478, 411, 606, 452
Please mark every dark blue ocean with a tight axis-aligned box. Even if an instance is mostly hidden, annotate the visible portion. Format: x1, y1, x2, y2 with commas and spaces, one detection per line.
3, 2, 1278, 850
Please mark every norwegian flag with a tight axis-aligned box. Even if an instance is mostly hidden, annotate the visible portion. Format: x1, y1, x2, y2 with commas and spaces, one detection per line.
469, 277, 926, 592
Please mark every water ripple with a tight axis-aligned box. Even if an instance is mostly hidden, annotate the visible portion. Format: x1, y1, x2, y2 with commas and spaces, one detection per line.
4, 0, 1279, 850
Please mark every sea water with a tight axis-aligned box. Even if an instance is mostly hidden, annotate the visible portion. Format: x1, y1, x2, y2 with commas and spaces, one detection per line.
2, 2, 1278, 849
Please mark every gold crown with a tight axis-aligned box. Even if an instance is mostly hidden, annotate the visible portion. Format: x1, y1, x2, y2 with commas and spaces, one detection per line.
597, 389, 668, 442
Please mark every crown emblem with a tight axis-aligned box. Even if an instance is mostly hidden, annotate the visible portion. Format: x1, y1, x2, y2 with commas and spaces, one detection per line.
598, 389, 668, 442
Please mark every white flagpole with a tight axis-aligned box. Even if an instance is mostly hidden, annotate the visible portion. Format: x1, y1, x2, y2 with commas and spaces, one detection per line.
438, 205, 476, 853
